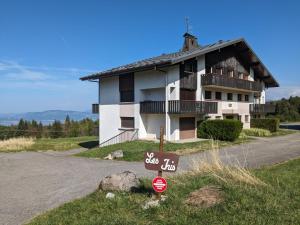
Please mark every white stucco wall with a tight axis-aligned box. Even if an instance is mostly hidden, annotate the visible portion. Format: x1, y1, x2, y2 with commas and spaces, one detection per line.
99, 76, 121, 143
134, 69, 167, 139
197, 55, 206, 101
144, 114, 165, 139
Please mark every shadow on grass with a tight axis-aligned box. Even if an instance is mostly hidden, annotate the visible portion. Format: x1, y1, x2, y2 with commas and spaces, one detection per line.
131, 179, 155, 196
280, 124, 300, 130
79, 140, 99, 149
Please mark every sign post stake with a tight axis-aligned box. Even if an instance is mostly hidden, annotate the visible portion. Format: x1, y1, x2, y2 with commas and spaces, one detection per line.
157, 126, 164, 200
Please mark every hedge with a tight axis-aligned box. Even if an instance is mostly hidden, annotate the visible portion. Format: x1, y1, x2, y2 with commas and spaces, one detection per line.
197, 119, 243, 141
250, 118, 279, 132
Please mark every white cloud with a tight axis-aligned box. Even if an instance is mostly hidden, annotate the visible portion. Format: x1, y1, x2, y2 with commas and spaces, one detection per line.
266, 85, 300, 100
0, 60, 97, 82
0, 60, 50, 81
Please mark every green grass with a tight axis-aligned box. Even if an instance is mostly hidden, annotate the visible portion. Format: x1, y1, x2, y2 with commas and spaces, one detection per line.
270, 129, 298, 137
0, 136, 98, 152
29, 136, 98, 151
28, 158, 300, 225
240, 128, 297, 138
77, 138, 250, 161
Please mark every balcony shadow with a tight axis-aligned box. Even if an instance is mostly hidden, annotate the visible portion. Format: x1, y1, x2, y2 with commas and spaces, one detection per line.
280, 124, 300, 131
79, 140, 99, 149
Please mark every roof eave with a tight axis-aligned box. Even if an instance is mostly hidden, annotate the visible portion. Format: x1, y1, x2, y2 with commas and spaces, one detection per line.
80, 61, 172, 81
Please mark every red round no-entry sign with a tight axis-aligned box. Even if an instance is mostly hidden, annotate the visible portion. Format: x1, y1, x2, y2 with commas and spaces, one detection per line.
152, 176, 167, 193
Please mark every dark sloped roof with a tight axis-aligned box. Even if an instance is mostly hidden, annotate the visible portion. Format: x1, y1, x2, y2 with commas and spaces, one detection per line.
80, 38, 279, 87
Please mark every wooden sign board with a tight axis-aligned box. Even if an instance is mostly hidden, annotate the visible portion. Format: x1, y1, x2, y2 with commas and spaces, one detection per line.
144, 151, 179, 172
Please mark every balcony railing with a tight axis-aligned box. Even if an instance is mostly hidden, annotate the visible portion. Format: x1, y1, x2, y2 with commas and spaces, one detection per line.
92, 103, 99, 114
140, 100, 218, 114
140, 101, 165, 114
201, 73, 263, 92
250, 104, 276, 114
169, 100, 218, 114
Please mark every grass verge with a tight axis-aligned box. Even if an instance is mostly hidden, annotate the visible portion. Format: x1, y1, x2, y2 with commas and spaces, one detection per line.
0, 136, 98, 152
27, 157, 300, 225
77, 137, 251, 161
270, 128, 298, 137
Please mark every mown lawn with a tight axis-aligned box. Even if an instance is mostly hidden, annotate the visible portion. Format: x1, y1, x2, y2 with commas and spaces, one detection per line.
77, 138, 250, 161
27, 158, 300, 225
30, 136, 98, 151
0, 136, 98, 152
270, 128, 298, 137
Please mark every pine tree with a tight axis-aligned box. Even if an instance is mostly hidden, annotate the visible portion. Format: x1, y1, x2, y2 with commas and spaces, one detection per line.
64, 115, 71, 137
16, 119, 26, 136
50, 120, 63, 138
37, 122, 43, 138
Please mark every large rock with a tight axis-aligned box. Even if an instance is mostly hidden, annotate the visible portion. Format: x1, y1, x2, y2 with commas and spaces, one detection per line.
99, 171, 140, 192
111, 150, 123, 159
104, 150, 124, 160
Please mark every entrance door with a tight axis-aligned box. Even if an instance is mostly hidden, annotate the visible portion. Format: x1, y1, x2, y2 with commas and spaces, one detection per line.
179, 117, 195, 139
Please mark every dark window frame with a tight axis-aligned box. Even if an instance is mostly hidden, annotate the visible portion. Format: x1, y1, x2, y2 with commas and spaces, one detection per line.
215, 92, 222, 100
120, 117, 135, 129
227, 93, 233, 101
119, 73, 134, 102
238, 94, 242, 102
204, 90, 212, 100
245, 94, 249, 102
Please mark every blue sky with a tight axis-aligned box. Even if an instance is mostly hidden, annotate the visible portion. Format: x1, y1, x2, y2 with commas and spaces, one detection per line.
1, 0, 300, 113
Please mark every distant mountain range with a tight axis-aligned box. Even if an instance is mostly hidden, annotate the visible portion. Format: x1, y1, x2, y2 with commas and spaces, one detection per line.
0, 110, 98, 126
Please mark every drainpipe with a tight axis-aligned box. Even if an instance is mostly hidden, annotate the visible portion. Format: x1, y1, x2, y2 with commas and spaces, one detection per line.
155, 66, 168, 141
165, 72, 169, 141
98, 79, 101, 145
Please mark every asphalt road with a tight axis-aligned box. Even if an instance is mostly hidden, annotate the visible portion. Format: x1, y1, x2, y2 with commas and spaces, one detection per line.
0, 132, 300, 225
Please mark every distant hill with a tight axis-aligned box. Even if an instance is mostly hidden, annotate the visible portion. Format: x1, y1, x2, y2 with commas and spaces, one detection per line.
0, 110, 98, 125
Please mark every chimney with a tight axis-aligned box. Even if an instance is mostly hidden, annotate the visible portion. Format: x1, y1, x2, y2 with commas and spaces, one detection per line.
182, 32, 199, 51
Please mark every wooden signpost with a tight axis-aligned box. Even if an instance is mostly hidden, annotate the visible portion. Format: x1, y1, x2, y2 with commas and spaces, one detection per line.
144, 127, 179, 199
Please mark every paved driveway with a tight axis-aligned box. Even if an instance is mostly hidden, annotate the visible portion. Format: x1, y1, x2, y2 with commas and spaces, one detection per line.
1, 133, 300, 225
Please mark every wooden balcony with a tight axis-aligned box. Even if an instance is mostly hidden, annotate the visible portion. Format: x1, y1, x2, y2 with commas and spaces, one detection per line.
140, 100, 218, 114
140, 101, 165, 114
201, 73, 263, 92
169, 100, 218, 114
250, 104, 276, 114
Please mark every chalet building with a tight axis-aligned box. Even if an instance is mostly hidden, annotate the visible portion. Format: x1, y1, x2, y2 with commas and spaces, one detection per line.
81, 33, 278, 146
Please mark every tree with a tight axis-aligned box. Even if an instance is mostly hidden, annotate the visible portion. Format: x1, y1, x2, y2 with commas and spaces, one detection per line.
16, 119, 26, 137
50, 120, 63, 138
64, 115, 71, 137
37, 122, 43, 138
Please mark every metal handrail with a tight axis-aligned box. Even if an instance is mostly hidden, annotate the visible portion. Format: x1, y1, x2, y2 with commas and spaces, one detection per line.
99, 128, 139, 147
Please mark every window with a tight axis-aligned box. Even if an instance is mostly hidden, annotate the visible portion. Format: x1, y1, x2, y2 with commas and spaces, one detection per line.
238, 94, 242, 102
121, 117, 134, 129
245, 95, 249, 102
238, 115, 242, 121
215, 92, 222, 100
228, 70, 234, 78
245, 115, 249, 123
216, 67, 222, 75
205, 91, 212, 100
243, 74, 249, 80
227, 93, 233, 101
238, 73, 244, 79
119, 73, 134, 102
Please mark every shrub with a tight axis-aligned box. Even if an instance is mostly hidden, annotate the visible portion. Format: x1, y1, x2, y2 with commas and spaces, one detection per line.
242, 128, 271, 137
250, 118, 279, 132
0, 137, 35, 151
197, 119, 243, 141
